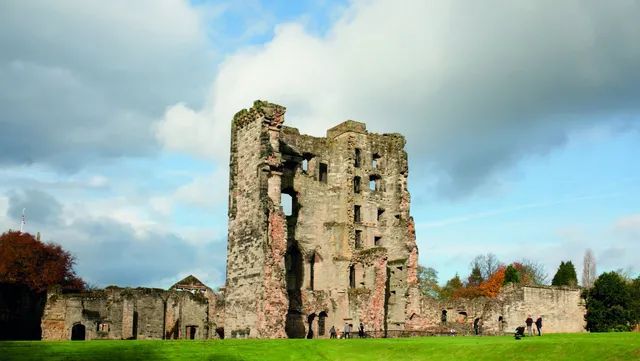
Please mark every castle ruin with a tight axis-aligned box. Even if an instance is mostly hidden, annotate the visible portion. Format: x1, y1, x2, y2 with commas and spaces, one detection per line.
31, 101, 586, 341
224, 101, 420, 338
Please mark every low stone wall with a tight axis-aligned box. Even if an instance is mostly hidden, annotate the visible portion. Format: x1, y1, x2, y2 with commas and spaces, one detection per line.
405, 285, 586, 335
41, 286, 222, 340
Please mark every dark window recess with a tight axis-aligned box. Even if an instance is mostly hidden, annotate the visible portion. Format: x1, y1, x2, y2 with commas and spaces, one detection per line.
319, 163, 328, 183
353, 176, 361, 194
349, 265, 356, 288
377, 208, 385, 221
309, 252, 315, 290
354, 205, 361, 223
355, 230, 362, 249
374, 236, 381, 246
354, 148, 361, 168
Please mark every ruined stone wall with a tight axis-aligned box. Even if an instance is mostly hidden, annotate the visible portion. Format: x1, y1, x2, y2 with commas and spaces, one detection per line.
41, 286, 220, 340
225, 101, 418, 338
405, 285, 586, 335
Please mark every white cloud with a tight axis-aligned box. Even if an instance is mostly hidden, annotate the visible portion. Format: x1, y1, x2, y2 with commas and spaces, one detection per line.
155, 0, 640, 196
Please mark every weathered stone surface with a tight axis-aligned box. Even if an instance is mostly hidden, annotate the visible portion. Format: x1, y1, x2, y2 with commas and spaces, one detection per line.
40, 275, 223, 340
225, 101, 418, 338
405, 284, 586, 335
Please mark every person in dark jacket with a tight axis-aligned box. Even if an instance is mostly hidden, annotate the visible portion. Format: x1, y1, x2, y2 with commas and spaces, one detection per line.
330, 325, 337, 339
525, 315, 534, 336
358, 322, 365, 338
535, 316, 543, 336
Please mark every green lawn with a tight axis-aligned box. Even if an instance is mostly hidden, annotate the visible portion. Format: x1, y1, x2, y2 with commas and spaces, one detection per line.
2, 333, 639, 361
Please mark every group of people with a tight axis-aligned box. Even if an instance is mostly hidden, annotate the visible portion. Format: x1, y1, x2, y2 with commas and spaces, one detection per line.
328, 322, 366, 339
525, 315, 543, 336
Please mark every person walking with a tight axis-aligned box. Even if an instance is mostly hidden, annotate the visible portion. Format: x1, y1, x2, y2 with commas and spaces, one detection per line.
330, 325, 337, 339
343, 322, 351, 339
535, 316, 543, 336
525, 315, 534, 336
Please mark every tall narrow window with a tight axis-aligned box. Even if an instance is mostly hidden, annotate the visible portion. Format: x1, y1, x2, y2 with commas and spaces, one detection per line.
355, 230, 362, 249
353, 176, 361, 194
302, 159, 308, 172
354, 205, 361, 223
349, 265, 356, 288
319, 163, 328, 183
354, 148, 361, 168
309, 252, 315, 290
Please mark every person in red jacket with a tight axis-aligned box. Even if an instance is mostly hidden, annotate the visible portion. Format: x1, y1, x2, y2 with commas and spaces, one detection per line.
525, 315, 534, 336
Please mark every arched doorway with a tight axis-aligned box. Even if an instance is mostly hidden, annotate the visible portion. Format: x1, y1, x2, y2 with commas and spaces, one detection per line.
285, 243, 305, 338
71, 324, 86, 340
318, 312, 328, 337
306, 313, 316, 339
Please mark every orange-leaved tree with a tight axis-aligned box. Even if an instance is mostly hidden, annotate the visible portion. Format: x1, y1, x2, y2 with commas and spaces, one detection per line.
0, 231, 85, 292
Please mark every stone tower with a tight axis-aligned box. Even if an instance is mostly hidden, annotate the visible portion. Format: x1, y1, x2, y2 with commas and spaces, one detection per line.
225, 101, 419, 338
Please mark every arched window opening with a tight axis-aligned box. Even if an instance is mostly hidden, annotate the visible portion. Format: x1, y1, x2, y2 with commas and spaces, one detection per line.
71, 324, 86, 341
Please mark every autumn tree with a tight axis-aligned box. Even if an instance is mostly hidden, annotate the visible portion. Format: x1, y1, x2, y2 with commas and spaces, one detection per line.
551, 261, 578, 287
470, 253, 503, 280
417, 265, 440, 299
0, 231, 84, 292
582, 249, 597, 288
514, 259, 547, 285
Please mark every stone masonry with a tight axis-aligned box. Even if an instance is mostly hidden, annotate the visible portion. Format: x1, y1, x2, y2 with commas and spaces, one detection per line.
225, 101, 420, 338
40, 275, 224, 340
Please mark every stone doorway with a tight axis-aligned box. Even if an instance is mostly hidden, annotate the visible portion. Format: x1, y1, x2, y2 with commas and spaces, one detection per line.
71, 324, 85, 340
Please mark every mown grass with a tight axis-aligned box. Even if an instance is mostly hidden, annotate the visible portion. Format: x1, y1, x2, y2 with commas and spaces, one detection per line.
1, 333, 639, 361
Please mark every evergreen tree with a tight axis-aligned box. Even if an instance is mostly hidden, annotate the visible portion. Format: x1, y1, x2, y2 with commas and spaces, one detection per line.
440, 274, 463, 299
552, 261, 578, 287
584, 272, 632, 331
503, 264, 520, 284
467, 265, 484, 286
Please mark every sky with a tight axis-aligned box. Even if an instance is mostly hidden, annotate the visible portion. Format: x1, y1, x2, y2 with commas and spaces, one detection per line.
0, 0, 638, 288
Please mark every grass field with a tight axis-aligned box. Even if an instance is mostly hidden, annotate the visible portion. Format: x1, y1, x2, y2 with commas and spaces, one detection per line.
1, 333, 639, 361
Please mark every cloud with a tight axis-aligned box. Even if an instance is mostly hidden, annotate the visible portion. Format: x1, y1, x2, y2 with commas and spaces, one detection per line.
156, 0, 640, 197
6, 188, 63, 225
0, 0, 214, 170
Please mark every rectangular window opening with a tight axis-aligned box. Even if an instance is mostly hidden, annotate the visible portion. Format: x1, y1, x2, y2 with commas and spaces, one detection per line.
354, 176, 361, 194
354, 148, 361, 168
374, 236, 381, 246
319, 163, 328, 183
372, 153, 381, 169
349, 265, 356, 288
377, 208, 385, 221
354, 205, 361, 223
355, 230, 362, 249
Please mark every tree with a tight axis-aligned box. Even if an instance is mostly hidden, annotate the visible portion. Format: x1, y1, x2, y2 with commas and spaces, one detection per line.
467, 265, 484, 287
503, 264, 520, 284
515, 259, 547, 285
584, 272, 632, 331
582, 249, 597, 288
470, 253, 503, 280
551, 261, 578, 287
417, 265, 440, 299
0, 231, 84, 292
440, 274, 463, 299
